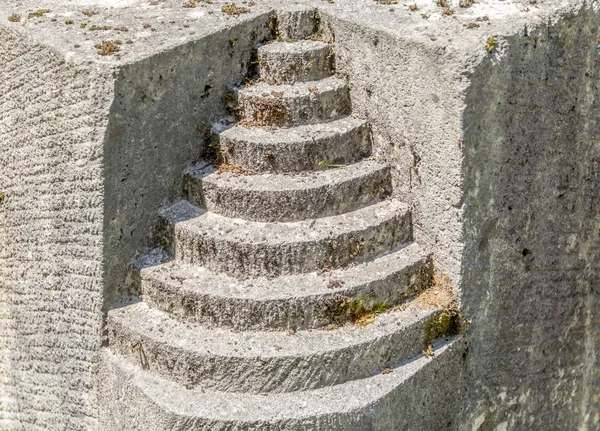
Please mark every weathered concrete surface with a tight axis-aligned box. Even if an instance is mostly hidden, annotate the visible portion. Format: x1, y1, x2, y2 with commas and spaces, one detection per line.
217, 116, 372, 173
140, 242, 429, 330
98, 339, 464, 431
1, 0, 599, 430
184, 159, 390, 221
461, 5, 600, 429
103, 13, 273, 302
0, 22, 114, 430
164, 198, 411, 278
0, 1, 280, 429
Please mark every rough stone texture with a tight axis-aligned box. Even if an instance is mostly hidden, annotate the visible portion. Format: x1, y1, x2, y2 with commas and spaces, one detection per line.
237, 76, 351, 127
0, 23, 113, 431
2, 1, 599, 430
102, 13, 273, 303
107, 301, 437, 393
258, 40, 334, 84
98, 339, 464, 431
184, 159, 391, 221
461, 7, 600, 430
217, 116, 372, 173
0, 3, 282, 428
164, 199, 412, 278
141, 242, 429, 330
319, 8, 466, 287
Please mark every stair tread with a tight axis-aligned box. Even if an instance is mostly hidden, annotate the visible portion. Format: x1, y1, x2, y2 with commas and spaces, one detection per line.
238, 76, 345, 100
101, 340, 456, 421
143, 242, 425, 302
258, 39, 330, 55
110, 300, 435, 359
188, 159, 387, 193
165, 199, 408, 246
219, 116, 367, 145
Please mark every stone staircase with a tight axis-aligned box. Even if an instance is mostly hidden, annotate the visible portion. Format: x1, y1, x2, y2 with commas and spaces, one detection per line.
99, 23, 460, 431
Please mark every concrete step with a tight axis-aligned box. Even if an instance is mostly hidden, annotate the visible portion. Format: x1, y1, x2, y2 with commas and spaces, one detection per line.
107, 300, 440, 393
99, 339, 462, 430
160, 199, 412, 279
237, 77, 350, 128
275, 8, 319, 41
218, 116, 371, 173
141, 243, 430, 330
258, 40, 334, 85
183, 160, 391, 222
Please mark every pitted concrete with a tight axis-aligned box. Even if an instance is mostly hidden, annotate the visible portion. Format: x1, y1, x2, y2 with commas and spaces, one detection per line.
2, 1, 598, 430
99, 339, 463, 431
164, 199, 412, 278
258, 40, 334, 84
218, 116, 372, 172
184, 159, 391, 222
141, 242, 429, 330
237, 76, 351, 127
108, 301, 437, 393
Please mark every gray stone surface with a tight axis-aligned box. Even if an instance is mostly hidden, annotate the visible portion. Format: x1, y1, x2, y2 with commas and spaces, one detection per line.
461, 6, 600, 429
237, 76, 351, 127
184, 159, 391, 221
218, 116, 372, 172
164, 198, 412, 278
0, 19, 114, 431
258, 40, 334, 84
108, 300, 437, 392
141, 242, 429, 330
1, 0, 598, 430
98, 339, 463, 431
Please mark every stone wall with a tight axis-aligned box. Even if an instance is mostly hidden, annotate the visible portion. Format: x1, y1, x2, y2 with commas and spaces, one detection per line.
0, 25, 114, 430
461, 5, 600, 429
0, 11, 273, 428
102, 13, 272, 306
320, 11, 465, 286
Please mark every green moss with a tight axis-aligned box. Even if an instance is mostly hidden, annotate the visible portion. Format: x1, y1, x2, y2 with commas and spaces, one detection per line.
323, 294, 390, 327
89, 25, 112, 31
222, 3, 249, 16
317, 160, 344, 169
371, 302, 390, 314
8, 14, 20, 23
28, 9, 52, 18
95, 40, 121, 56
423, 306, 461, 347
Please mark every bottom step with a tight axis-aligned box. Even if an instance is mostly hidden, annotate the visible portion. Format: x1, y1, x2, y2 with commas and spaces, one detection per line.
98, 339, 464, 431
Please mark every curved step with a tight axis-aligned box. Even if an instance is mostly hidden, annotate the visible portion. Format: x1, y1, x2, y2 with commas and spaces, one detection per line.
218, 116, 372, 173
99, 339, 462, 431
258, 40, 334, 84
237, 77, 350, 128
107, 301, 439, 393
160, 199, 412, 279
183, 160, 391, 222
142, 243, 431, 330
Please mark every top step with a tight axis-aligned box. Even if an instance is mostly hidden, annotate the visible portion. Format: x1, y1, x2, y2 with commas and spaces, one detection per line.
258, 40, 334, 85
237, 77, 351, 128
